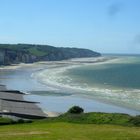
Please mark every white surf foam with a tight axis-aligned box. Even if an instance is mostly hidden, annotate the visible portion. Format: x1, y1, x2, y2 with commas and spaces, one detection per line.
32, 56, 140, 111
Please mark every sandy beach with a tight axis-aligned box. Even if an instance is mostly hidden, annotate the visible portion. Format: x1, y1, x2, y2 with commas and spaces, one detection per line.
0, 56, 140, 116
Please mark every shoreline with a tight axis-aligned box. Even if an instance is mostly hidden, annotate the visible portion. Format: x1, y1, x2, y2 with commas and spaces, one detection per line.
32, 56, 118, 92
31, 57, 140, 113
24, 93, 140, 116
0, 56, 140, 116
0, 56, 115, 70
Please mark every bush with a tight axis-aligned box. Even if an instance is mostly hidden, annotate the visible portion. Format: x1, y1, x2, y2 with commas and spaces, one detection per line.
17, 119, 25, 123
0, 117, 14, 125
129, 115, 140, 126
67, 106, 84, 114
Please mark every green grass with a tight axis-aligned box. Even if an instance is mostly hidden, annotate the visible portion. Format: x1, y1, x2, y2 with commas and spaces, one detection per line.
27, 47, 47, 57
0, 122, 140, 140
0, 44, 49, 56
0, 44, 30, 51
0, 112, 140, 140
43, 112, 140, 126
0, 117, 32, 125
0, 117, 14, 125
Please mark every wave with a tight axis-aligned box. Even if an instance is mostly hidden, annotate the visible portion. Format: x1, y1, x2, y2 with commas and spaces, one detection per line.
32, 56, 140, 111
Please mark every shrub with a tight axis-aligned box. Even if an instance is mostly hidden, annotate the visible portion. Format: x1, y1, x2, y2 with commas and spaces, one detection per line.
129, 115, 140, 126
67, 106, 84, 114
17, 119, 25, 123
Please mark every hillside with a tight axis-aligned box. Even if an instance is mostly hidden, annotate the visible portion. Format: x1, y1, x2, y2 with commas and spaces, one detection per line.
0, 112, 140, 140
0, 44, 101, 65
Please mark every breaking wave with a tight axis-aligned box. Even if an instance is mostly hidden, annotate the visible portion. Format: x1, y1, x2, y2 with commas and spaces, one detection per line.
32, 56, 140, 111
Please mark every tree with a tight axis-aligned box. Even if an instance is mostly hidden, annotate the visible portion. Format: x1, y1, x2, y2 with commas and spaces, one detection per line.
130, 115, 140, 126
67, 106, 84, 114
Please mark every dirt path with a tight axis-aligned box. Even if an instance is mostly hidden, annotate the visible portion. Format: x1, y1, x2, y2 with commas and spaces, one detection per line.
0, 131, 49, 136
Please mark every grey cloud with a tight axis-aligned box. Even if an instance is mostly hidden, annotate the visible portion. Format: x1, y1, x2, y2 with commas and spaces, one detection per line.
108, 3, 122, 17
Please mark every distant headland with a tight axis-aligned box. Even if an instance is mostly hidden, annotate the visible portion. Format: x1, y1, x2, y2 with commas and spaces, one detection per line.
0, 44, 101, 65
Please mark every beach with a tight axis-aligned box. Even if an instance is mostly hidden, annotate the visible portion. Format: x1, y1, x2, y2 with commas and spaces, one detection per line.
0, 56, 140, 116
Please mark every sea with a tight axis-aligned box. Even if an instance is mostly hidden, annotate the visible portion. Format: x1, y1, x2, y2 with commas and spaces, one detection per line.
0, 55, 140, 115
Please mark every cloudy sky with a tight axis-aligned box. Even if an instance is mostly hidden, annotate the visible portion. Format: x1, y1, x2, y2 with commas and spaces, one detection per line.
0, 0, 140, 54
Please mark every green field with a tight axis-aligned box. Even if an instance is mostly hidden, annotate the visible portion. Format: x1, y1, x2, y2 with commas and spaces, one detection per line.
0, 112, 140, 140
0, 121, 140, 140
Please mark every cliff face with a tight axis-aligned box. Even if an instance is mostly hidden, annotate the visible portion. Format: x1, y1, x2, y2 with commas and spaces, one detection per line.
0, 44, 101, 65
0, 49, 37, 65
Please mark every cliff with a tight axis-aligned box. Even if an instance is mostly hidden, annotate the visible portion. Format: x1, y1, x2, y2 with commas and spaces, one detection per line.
0, 44, 101, 65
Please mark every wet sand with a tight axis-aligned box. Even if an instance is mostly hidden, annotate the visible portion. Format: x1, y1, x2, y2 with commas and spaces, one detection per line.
0, 57, 140, 115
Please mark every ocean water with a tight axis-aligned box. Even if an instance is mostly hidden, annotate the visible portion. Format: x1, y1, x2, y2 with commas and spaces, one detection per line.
0, 56, 140, 115
33, 56, 140, 112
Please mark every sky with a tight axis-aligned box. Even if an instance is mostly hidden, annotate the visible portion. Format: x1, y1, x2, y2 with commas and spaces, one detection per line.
0, 0, 140, 54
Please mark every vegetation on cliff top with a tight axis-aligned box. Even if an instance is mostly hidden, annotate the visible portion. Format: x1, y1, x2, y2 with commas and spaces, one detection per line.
0, 44, 101, 65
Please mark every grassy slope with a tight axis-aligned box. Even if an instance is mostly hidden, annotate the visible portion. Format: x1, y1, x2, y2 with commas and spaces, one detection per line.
0, 112, 140, 140
0, 122, 140, 140
27, 47, 47, 57
46, 112, 132, 125
0, 44, 51, 57
0, 44, 100, 58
